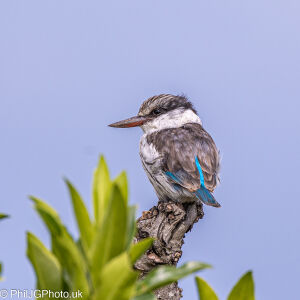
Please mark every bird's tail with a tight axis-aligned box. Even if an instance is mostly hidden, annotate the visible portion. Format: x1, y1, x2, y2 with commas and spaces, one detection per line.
194, 186, 221, 207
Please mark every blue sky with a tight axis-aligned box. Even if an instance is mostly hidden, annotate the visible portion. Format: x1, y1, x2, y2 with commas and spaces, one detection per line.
0, 1, 300, 299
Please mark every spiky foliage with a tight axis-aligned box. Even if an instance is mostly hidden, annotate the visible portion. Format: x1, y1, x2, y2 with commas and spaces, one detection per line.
27, 156, 210, 300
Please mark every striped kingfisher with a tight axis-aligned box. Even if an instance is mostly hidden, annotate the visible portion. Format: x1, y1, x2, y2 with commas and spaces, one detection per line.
109, 94, 221, 207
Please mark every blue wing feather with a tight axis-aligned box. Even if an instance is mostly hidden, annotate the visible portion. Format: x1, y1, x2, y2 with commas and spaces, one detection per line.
194, 156, 220, 207
165, 171, 181, 184
165, 171, 183, 191
195, 156, 205, 186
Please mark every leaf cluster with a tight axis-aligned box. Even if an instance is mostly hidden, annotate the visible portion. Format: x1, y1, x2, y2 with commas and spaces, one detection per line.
27, 156, 209, 300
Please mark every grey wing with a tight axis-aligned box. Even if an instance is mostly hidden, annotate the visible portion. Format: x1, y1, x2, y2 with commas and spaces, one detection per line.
151, 123, 220, 193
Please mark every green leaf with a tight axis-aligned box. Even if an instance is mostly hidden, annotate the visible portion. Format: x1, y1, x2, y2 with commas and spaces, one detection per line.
30, 196, 89, 294
129, 238, 154, 264
0, 214, 8, 281
93, 155, 112, 225
126, 205, 137, 249
132, 293, 157, 300
114, 171, 128, 203
26, 232, 62, 292
195, 276, 219, 300
90, 184, 128, 284
30, 196, 62, 235
136, 261, 211, 296
93, 253, 138, 300
227, 271, 255, 300
0, 214, 9, 220
65, 179, 94, 250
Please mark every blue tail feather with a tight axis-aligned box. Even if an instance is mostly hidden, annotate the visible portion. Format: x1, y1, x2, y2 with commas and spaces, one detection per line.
194, 186, 220, 207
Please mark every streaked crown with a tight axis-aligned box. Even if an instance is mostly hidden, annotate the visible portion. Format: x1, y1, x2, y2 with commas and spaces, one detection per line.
138, 94, 197, 117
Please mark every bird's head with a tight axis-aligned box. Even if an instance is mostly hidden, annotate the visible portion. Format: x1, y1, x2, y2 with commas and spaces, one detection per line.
108, 94, 202, 133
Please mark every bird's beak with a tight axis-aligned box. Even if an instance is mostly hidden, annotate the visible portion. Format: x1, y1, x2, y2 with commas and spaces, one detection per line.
108, 115, 150, 128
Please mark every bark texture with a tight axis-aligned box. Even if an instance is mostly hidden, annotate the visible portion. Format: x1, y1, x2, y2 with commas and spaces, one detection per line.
135, 201, 204, 300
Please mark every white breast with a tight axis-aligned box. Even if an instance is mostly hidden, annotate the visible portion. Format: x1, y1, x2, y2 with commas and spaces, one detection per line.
139, 134, 195, 202
139, 134, 160, 163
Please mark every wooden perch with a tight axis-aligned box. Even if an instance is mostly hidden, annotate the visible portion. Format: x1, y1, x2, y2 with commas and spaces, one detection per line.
135, 201, 204, 300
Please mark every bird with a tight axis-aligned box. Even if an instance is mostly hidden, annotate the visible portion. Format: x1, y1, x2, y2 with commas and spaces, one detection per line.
108, 94, 221, 207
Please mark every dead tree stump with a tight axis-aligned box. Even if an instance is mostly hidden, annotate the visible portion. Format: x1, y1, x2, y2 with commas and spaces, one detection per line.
135, 201, 204, 300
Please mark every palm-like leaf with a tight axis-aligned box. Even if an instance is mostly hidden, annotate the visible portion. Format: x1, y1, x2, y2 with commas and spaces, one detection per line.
195, 276, 219, 300
227, 271, 255, 300
0, 213, 9, 281
27, 156, 209, 300
136, 262, 211, 296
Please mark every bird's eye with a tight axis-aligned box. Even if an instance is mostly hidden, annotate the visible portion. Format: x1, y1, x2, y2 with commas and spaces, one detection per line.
152, 109, 162, 115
